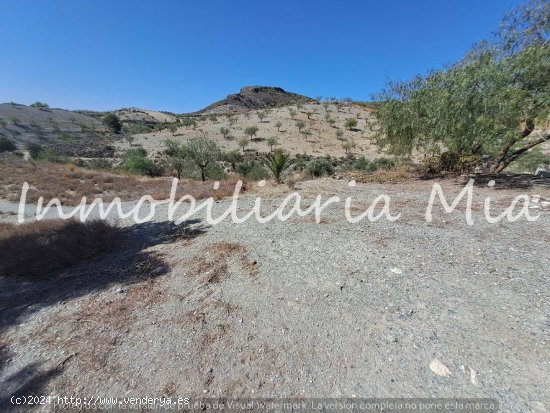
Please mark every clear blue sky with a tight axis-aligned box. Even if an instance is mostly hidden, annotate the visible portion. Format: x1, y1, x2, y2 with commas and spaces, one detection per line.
0, 0, 523, 113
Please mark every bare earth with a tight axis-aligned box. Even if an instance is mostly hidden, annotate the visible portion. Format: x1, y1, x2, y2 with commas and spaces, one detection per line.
1, 178, 549, 412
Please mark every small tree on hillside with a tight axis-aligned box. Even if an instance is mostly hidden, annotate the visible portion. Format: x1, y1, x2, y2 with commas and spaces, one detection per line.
301, 129, 312, 142
257, 111, 267, 122
295, 120, 306, 132
245, 125, 259, 141
306, 111, 314, 120
345, 117, 358, 130
184, 137, 221, 181
30, 102, 49, 110
238, 136, 250, 152
267, 136, 278, 152
336, 129, 344, 141
103, 113, 122, 133
289, 108, 297, 119
275, 121, 283, 132
220, 126, 230, 139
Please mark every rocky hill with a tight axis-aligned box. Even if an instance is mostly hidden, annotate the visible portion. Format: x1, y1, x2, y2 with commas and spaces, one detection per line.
0, 103, 117, 157
197, 86, 312, 115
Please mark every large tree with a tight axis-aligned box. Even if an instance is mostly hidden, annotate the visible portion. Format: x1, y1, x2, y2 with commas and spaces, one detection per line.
374, 0, 549, 173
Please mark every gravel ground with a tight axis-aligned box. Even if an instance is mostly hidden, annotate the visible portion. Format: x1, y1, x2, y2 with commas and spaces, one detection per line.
0, 178, 549, 412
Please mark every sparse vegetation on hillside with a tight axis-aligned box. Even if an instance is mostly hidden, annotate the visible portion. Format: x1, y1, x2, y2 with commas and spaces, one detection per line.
103, 113, 123, 133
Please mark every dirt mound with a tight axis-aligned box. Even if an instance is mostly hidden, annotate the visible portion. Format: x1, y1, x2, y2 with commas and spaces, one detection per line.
197, 86, 312, 115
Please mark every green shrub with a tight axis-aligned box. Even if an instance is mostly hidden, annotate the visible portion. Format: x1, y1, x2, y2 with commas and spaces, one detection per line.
236, 161, 269, 180
372, 157, 396, 171
205, 162, 227, 180
120, 148, 161, 176
306, 158, 334, 178
35, 148, 67, 163
25, 142, 43, 159
58, 132, 75, 141
0, 136, 16, 152
355, 156, 369, 170
103, 113, 122, 133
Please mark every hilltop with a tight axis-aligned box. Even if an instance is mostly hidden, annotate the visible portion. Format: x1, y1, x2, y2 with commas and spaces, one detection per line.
197, 86, 313, 115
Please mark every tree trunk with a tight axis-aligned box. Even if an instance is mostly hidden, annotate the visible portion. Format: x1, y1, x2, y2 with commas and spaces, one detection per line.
490, 122, 536, 173
200, 167, 206, 182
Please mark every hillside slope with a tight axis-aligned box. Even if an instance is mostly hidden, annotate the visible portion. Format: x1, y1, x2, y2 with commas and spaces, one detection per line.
0, 103, 115, 157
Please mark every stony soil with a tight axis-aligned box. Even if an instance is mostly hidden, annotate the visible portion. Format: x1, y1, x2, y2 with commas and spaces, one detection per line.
0, 178, 549, 412
118, 102, 382, 159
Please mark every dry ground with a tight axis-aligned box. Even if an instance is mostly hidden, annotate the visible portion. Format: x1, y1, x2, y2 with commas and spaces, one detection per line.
0, 178, 549, 412
0, 154, 239, 207
117, 102, 383, 158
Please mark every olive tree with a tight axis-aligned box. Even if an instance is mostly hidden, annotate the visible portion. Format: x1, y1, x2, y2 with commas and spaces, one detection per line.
238, 136, 250, 152
220, 126, 230, 139
267, 136, 278, 152
184, 137, 220, 181
275, 121, 283, 132
245, 125, 259, 141
295, 120, 306, 132
374, 0, 550, 173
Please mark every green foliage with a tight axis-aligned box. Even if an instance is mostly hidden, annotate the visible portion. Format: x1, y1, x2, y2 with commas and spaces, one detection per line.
8, 116, 20, 125
289, 108, 297, 119
220, 126, 230, 139
374, 0, 550, 173
58, 132, 75, 141
30, 102, 49, 109
0, 136, 16, 152
181, 118, 197, 129
371, 157, 396, 171
222, 150, 243, 171
120, 148, 161, 176
508, 147, 550, 172
123, 123, 153, 134
344, 117, 358, 130
342, 140, 357, 154
236, 160, 270, 180
295, 120, 305, 131
238, 137, 250, 151
275, 121, 283, 131
184, 137, 221, 181
267, 136, 278, 151
103, 113, 122, 133
264, 150, 293, 183
355, 156, 369, 171
25, 142, 43, 159
35, 148, 66, 163
244, 125, 259, 140
205, 162, 227, 180
306, 157, 334, 178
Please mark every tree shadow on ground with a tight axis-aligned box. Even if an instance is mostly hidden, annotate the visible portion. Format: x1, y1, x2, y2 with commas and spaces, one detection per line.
0, 218, 209, 409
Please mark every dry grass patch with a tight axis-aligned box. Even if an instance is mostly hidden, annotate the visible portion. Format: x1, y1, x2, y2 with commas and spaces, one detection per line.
186, 241, 258, 283
0, 219, 122, 278
337, 165, 416, 184
0, 154, 241, 206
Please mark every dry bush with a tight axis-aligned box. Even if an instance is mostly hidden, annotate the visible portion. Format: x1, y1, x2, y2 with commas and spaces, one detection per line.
338, 165, 416, 184
186, 241, 257, 283
0, 219, 122, 278
0, 154, 241, 206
